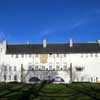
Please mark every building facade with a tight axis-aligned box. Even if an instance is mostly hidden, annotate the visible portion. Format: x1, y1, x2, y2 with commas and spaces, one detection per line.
0, 39, 100, 83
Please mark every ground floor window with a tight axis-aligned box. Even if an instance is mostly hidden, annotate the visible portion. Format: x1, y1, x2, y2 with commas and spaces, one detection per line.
14, 75, 17, 81
9, 75, 11, 80
4, 75, 6, 81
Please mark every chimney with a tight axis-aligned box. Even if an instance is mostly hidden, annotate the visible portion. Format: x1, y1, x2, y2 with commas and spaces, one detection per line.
43, 39, 47, 48
97, 40, 100, 46
69, 38, 73, 48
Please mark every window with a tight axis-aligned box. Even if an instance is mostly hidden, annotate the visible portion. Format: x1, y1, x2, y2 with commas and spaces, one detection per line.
4, 66, 7, 71
64, 54, 66, 57
35, 66, 38, 70
86, 54, 88, 58
81, 77, 84, 81
16, 55, 18, 58
96, 77, 98, 81
81, 54, 83, 58
9, 66, 12, 71
61, 68, 63, 70
9, 75, 11, 80
29, 66, 32, 70
1, 48, 2, 52
56, 66, 59, 70
36, 54, 39, 57
91, 77, 93, 82
11, 54, 13, 58
91, 53, 93, 57
4, 75, 6, 81
42, 66, 45, 70
63, 65, 67, 70
95, 53, 98, 57
29, 54, 31, 58
14, 66, 16, 71
46, 68, 48, 70
49, 66, 52, 70
57, 53, 59, 57
22, 54, 24, 58
14, 75, 17, 81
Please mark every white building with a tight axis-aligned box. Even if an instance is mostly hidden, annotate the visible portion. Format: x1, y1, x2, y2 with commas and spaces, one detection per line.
0, 39, 100, 83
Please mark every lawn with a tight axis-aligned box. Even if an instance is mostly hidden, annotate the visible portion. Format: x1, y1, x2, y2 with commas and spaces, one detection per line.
0, 82, 100, 100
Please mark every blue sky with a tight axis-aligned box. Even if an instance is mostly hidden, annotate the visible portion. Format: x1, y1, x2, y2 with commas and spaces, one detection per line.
0, 0, 100, 44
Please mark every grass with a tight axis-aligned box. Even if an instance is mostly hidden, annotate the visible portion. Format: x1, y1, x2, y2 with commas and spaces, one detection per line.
0, 82, 99, 100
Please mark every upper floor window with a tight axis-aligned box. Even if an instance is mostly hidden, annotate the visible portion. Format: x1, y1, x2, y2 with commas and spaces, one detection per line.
11, 54, 13, 58
14, 66, 16, 71
63, 65, 67, 70
16, 55, 18, 58
35, 54, 39, 57
29, 54, 31, 58
49, 66, 52, 70
95, 53, 98, 57
64, 54, 66, 57
81, 54, 83, 58
57, 53, 59, 57
56, 66, 60, 70
9, 66, 12, 71
4, 66, 7, 71
91, 53, 93, 57
42, 66, 45, 70
86, 54, 88, 58
22, 54, 24, 58
9, 75, 11, 80
35, 66, 38, 70
29, 65, 32, 70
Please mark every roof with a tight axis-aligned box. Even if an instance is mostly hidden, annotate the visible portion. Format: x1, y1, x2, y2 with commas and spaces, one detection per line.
6, 43, 100, 54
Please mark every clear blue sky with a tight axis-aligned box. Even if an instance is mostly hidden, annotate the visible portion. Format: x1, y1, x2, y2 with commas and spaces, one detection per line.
0, 0, 100, 44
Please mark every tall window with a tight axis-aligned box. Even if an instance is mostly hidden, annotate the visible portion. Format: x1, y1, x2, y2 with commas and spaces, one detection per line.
49, 66, 52, 70
4, 75, 6, 81
95, 53, 98, 57
1, 48, 2, 52
42, 66, 45, 70
64, 54, 66, 57
9, 75, 11, 80
11, 54, 13, 58
57, 53, 59, 57
63, 65, 67, 70
14, 66, 16, 71
29, 65, 32, 70
56, 66, 59, 70
35, 66, 38, 70
81, 54, 83, 58
36, 54, 39, 57
14, 75, 17, 81
9, 66, 12, 71
29, 54, 31, 58
91, 53, 93, 57
22, 54, 24, 58
4, 66, 7, 71
16, 55, 18, 58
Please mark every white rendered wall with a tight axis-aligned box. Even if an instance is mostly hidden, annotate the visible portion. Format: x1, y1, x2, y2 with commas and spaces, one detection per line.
0, 41, 100, 83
